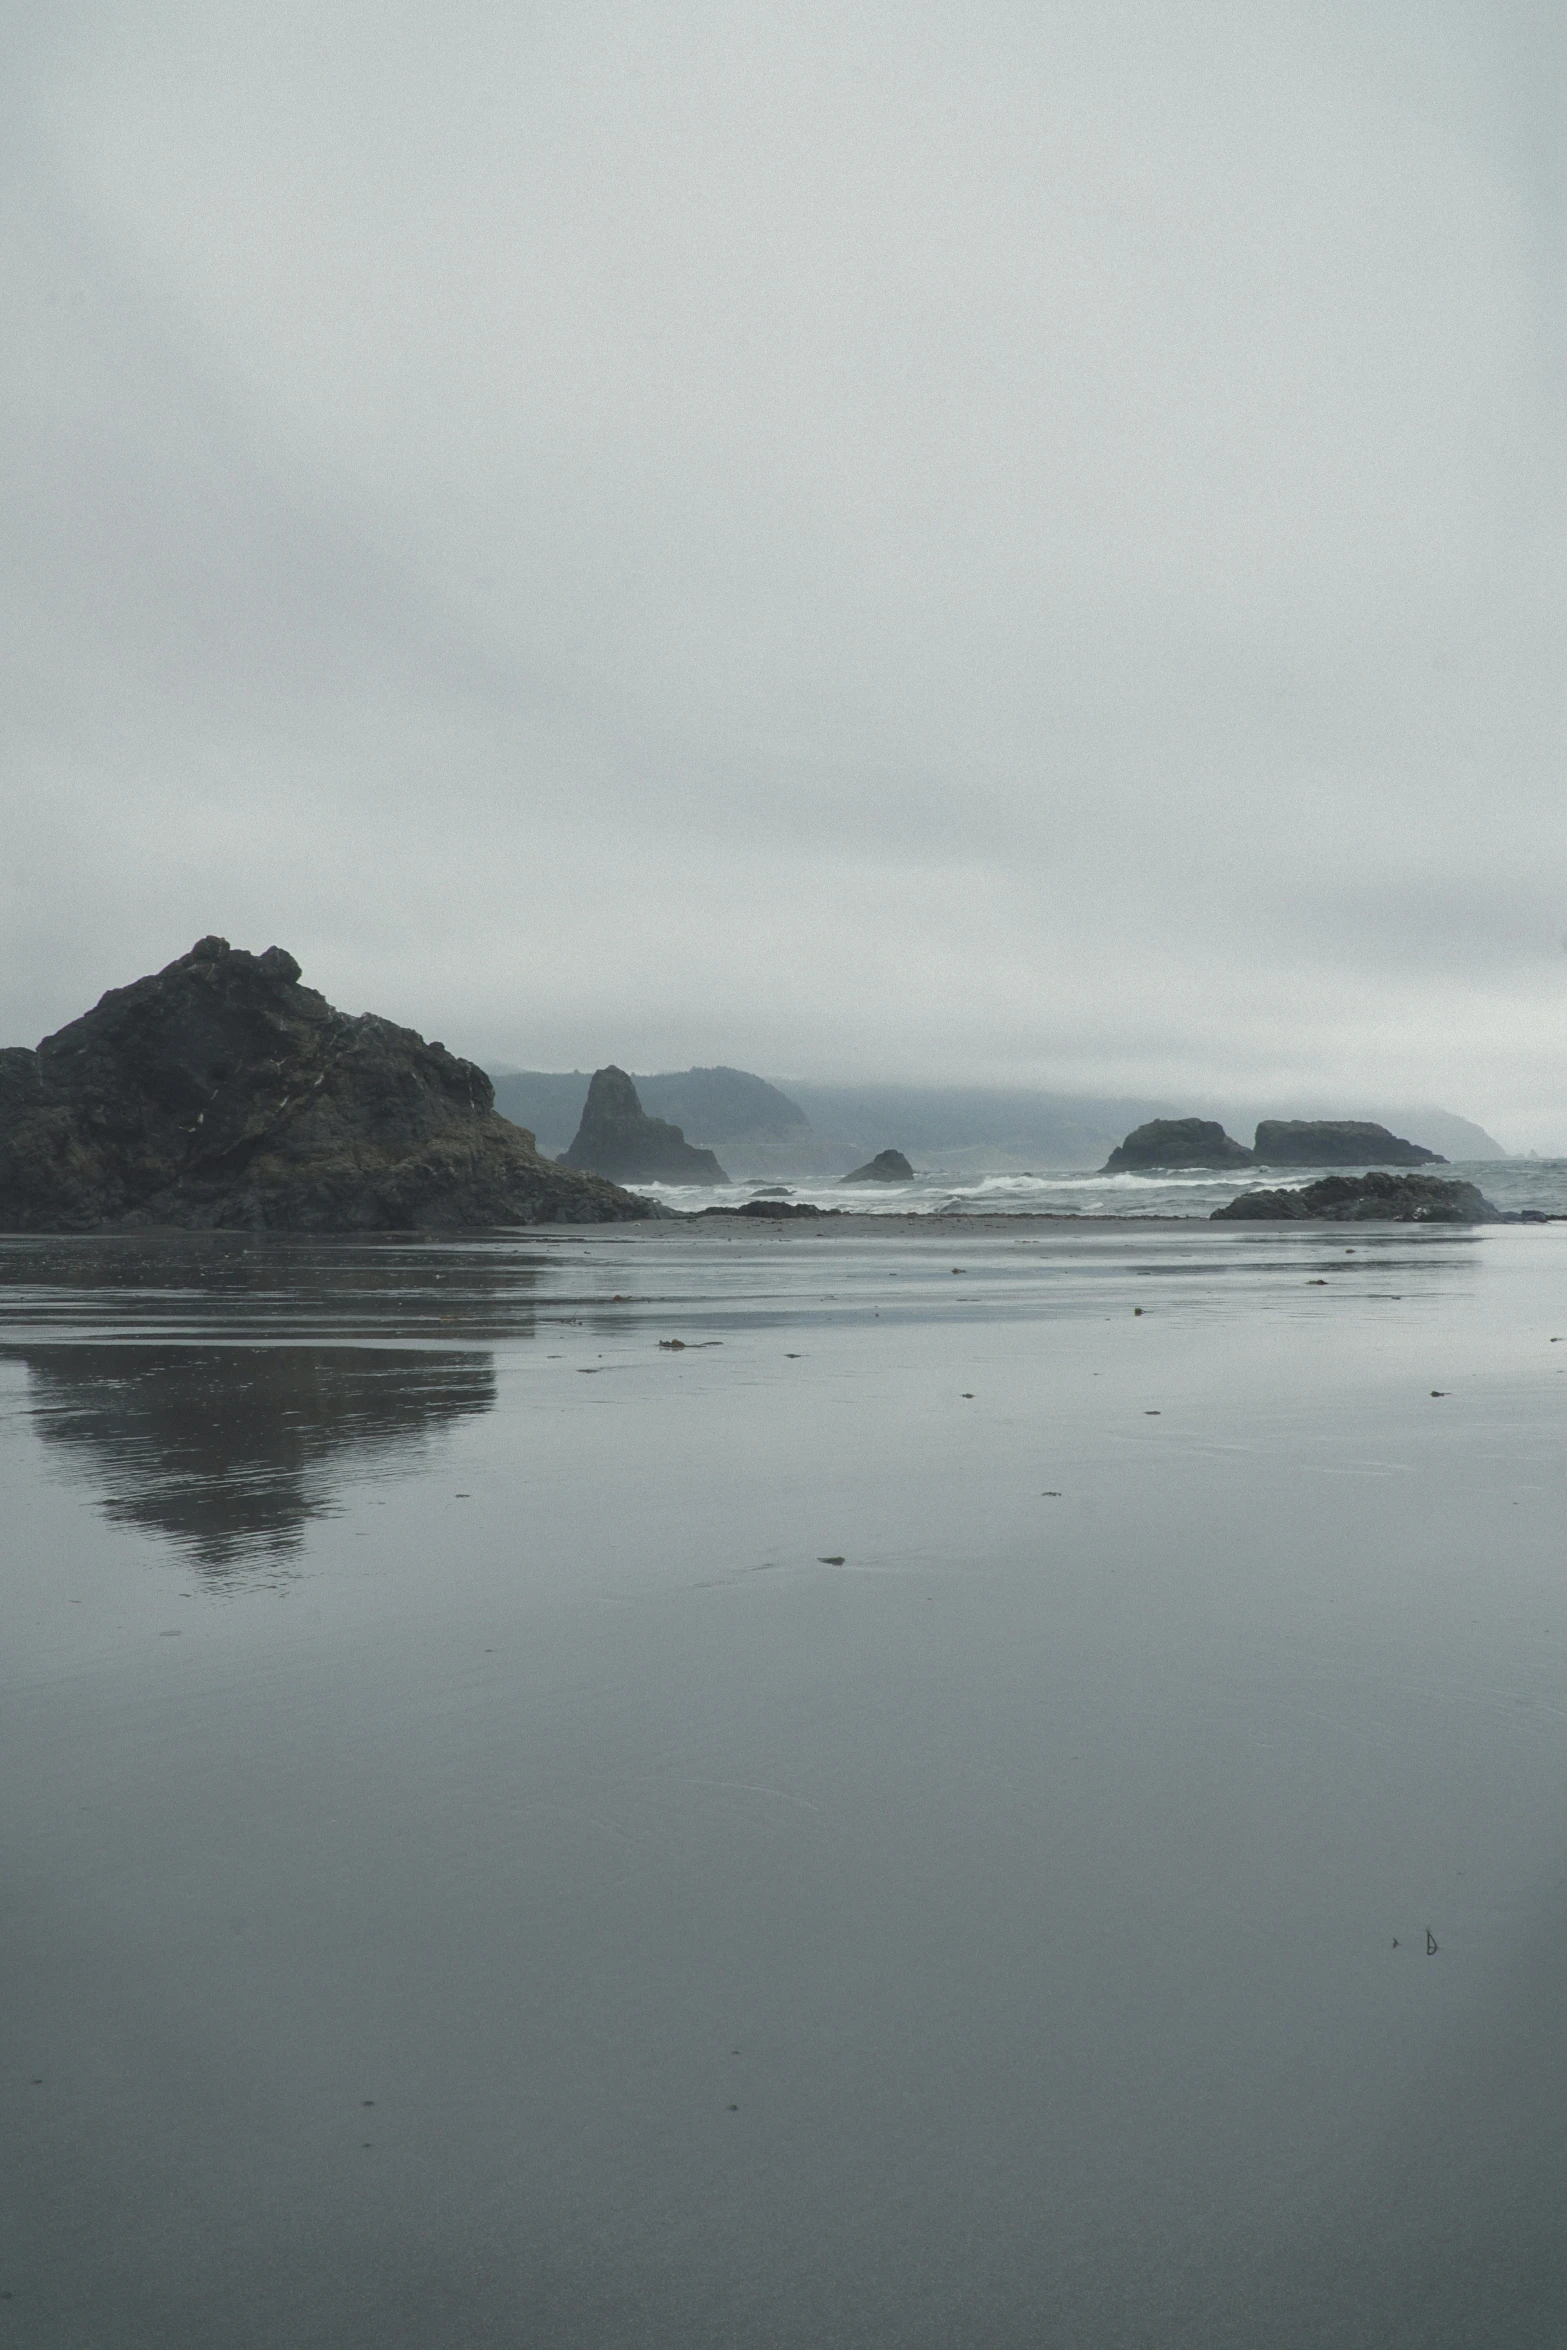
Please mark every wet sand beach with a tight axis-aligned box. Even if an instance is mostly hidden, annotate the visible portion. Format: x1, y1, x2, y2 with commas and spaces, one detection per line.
4, 1219, 1567, 2346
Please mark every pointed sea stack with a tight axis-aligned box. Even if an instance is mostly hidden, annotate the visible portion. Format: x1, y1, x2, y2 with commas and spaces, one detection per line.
0, 938, 654, 1230
841, 1149, 914, 1183
561, 1067, 728, 1184
1102, 1118, 1253, 1172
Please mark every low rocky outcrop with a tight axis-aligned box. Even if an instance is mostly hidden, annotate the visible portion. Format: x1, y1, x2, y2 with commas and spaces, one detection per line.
841, 1149, 914, 1183
1212, 1173, 1499, 1223
1103, 1118, 1253, 1172
561, 1067, 728, 1184
0, 938, 654, 1231
698, 1198, 844, 1218
1252, 1119, 1442, 1167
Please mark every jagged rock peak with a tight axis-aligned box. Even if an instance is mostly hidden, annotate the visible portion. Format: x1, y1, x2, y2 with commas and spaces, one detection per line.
579, 1065, 641, 1124
562, 1066, 729, 1184
0, 939, 655, 1231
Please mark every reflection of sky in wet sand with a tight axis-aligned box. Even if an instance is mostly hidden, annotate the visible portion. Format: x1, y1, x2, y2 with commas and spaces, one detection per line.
6, 1224, 1567, 2346
20, 1346, 496, 1572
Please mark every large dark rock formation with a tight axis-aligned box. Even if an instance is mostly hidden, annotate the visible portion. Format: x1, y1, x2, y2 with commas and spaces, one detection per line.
1103, 1118, 1253, 1172
841, 1149, 914, 1184
1252, 1119, 1442, 1168
1212, 1173, 1498, 1223
561, 1067, 728, 1184
0, 938, 654, 1231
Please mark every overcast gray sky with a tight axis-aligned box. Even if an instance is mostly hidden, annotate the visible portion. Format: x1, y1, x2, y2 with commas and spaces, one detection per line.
4, 3, 1564, 1140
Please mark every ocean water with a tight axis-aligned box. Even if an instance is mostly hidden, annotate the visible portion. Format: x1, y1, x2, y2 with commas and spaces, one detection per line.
637, 1156, 1567, 1220
6, 1221, 1567, 2346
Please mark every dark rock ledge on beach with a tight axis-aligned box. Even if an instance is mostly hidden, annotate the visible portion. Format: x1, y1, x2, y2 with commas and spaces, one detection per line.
1103, 1118, 1253, 1172
561, 1066, 728, 1184
699, 1198, 845, 1218
0, 938, 655, 1231
1212, 1173, 1500, 1224
842, 1149, 915, 1183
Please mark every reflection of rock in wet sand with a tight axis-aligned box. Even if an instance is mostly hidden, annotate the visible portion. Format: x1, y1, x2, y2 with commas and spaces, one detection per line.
21, 1346, 496, 1572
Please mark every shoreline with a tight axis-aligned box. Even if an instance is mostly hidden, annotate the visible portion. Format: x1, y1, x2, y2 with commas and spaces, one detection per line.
534, 1207, 1531, 1240
0, 1207, 1543, 1248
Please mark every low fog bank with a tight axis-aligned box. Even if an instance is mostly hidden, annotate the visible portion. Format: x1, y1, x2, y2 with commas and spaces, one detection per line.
4, 5, 1564, 1152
